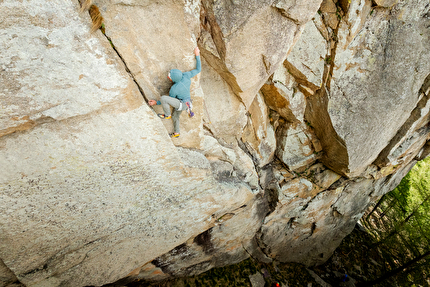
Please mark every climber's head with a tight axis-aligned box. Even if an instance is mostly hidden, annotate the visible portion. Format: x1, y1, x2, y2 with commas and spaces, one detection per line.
169, 69, 182, 83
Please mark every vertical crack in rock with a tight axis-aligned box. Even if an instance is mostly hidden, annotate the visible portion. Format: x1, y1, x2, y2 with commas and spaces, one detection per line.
304, 87, 349, 175
309, 222, 316, 237
198, 46, 245, 105
235, 138, 280, 260
337, 0, 351, 15
237, 138, 259, 170
252, 175, 283, 261
241, 236, 273, 264
304, 3, 350, 176
198, 0, 245, 105
374, 74, 430, 167
103, 34, 149, 103
322, 1, 343, 90
200, 0, 226, 62
253, 228, 272, 261
263, 178, 280, 214
78, 0, 149, 103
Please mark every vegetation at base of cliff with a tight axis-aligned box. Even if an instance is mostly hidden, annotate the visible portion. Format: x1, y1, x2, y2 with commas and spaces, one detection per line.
129, 157, 430, 287
131, 226, 427, 287
360, 156, 430, 286
131, 258, 319, 287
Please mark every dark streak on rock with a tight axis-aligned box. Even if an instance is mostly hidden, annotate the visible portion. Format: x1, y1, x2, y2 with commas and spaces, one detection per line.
193, 228, 215, 254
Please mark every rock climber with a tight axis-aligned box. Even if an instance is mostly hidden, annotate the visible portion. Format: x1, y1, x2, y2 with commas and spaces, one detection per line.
148, 47, 201, 138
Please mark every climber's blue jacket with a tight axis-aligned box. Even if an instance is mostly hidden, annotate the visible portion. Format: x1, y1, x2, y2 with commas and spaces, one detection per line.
157, 55, 201, 104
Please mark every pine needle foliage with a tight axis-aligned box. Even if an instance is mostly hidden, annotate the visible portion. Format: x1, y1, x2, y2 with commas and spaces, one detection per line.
362, 157, 430, 286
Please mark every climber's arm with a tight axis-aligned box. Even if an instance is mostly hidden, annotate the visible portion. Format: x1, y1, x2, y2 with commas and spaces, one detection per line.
185, 47, 201, 78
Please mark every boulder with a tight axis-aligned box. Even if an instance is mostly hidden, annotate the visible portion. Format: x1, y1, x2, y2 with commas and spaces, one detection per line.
249, 272, 265, 287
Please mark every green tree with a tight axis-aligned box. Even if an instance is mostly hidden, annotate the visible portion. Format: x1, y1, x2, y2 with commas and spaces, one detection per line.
361, 156, 430, 285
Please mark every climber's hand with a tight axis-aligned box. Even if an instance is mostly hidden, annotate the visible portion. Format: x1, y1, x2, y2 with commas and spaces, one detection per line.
148, 100, 157, 106
194, 47, 200, 56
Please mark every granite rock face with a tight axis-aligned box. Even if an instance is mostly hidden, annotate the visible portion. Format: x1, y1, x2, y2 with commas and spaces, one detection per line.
1, 0, 430, 286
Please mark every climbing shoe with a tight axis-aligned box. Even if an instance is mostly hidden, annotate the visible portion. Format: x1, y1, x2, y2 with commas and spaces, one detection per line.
186, 101, 194, 118
158, 114, 171, 119
169, 133, 180, 138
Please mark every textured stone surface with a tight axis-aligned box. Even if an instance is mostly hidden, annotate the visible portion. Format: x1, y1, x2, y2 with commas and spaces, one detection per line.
199, 0, 302, 109
1, 0, 430, 286
0, 259, 19, 287
0, 0, 142, 138
241, 93, 277, 168
374, 0, 398, 7
276, 123, 319, 171
95, 0, 205, 148
258, 162, 413, 266
285, 19, 328, 89
0, 1, 254, 286
261, 80, 303, 123
249, 271, 265, 287
323, 0, 430, 176
0, 105, 256, 286
200, 58, 247, 144
319, 0, 339, 30
375, 89, 430, 168
274, 0, 325, 24
131, 195, 267, 281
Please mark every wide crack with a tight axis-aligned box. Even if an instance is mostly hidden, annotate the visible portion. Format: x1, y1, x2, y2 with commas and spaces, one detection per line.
302, 2, 351, 176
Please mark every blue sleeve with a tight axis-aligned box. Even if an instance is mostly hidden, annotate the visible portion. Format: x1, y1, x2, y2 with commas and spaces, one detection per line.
183, 55, 201, 79
156, 100, 161, 105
